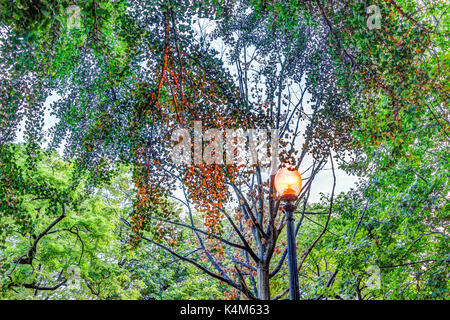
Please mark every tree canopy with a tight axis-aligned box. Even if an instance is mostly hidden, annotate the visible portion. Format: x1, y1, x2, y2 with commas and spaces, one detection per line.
0, 0, 448, 300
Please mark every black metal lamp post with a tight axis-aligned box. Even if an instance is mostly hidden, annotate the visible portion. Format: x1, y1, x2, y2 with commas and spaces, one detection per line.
274, 167, 302, 300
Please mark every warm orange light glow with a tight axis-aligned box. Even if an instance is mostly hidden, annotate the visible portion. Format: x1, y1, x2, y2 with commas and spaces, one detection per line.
274, 167, 302, 202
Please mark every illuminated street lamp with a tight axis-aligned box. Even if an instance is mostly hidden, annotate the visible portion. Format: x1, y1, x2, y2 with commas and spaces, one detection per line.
274, 167, 302, 300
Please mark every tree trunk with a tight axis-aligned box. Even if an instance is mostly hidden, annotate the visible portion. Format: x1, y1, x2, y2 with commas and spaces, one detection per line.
257, 263, 270, 300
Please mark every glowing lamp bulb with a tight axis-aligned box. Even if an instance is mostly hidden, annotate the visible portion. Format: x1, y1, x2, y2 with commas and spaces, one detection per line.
274, 167, 302, 202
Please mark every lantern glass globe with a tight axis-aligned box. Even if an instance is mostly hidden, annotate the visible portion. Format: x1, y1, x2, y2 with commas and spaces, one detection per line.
274, 167, 302, 202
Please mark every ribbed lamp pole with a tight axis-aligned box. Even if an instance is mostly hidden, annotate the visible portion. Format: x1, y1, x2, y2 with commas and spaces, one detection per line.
284, 201, 300, 300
